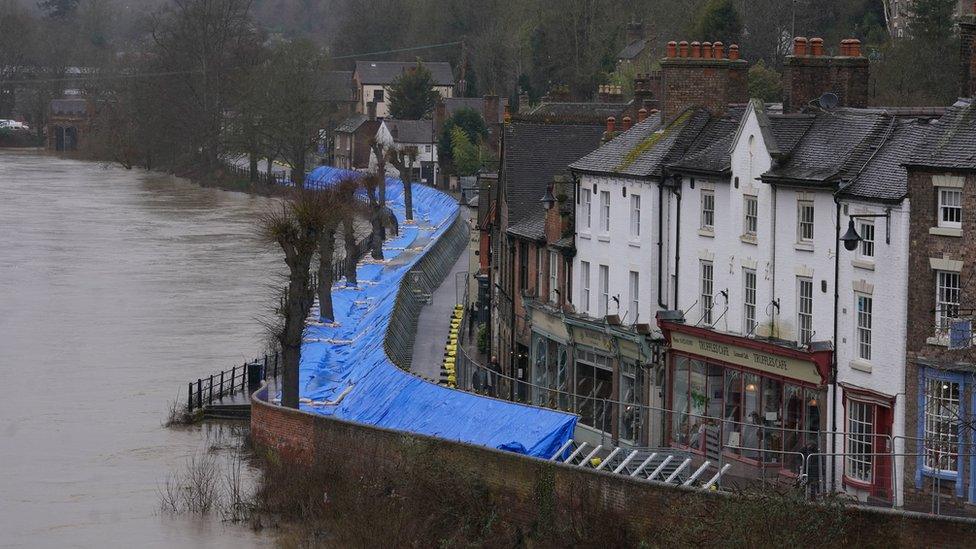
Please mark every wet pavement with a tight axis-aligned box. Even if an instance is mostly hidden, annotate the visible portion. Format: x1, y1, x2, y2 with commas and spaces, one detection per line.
0, 150, 277, 548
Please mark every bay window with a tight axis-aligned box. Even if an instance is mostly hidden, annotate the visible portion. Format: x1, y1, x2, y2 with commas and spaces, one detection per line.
845, 399, 874, 483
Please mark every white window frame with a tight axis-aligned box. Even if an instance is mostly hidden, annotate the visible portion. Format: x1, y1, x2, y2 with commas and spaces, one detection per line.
857, 220, 875, 260
629, 270, 639, 323
599, 190, 610, 233
581, 188, 592, 230
743, 195, 758, 236
700, 260, 714, 325
935, 270, 961, 336
856, 293, 872, 361
797, 200, 814, 243
700, 189, 715, 230
797, 277, 813, 345
549, 250, 558, 303
598, 264, 609, 317
845, 399, 874, 483
938, 188, 962, 229
630, 193, 641, 238
743, 268, 756, 335
581, 261, 590, 313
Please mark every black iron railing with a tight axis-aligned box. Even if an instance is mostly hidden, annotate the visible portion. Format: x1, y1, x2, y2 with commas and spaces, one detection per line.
187, 351, 281, 413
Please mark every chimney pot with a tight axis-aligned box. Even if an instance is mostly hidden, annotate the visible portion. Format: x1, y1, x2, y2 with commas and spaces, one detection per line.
690, 41, 701, 58
713, 41, 724, 59
810, 37, 824, 56
850, 38, 862, 57
606, 116, 616, 134
503, 105, 511, 123
667, 41, 677, 57
622, 116, 632, 131
678, 40, 689, 58
794, 37, 808, 56
840, 38, 851, 56
702, 41, 713, 59
728, 44, 740, 60
637, 107, 648, 122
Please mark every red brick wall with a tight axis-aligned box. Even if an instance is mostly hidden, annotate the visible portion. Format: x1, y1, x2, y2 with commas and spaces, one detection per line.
783, 55, 869, 113
960, 18, 976, 99
660, 58, 748, 121
251, 388, 976, 545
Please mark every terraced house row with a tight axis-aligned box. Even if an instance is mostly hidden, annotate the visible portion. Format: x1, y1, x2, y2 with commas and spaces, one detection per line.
475, 20, 976, 514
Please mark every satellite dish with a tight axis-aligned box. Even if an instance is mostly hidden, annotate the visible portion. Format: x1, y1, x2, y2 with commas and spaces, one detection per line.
818, 92, 840, 110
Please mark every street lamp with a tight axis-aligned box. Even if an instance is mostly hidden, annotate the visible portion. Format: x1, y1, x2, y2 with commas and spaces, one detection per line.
838, 211, 892, 252
540, 186, 556, 210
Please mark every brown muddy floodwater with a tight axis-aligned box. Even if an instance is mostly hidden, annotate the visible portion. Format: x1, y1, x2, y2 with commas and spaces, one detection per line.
0, 150, 280, 547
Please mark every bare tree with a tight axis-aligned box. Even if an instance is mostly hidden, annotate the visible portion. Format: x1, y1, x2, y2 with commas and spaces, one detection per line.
367, 140, 388, 260
316, 177, 361, 321
388, 145, 417, 222
260, 190, 334, 408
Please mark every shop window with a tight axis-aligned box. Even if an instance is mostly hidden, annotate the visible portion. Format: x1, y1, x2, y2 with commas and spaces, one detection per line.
557, 348, 570, 411
845, 400, 874, 483
922, 376, 960, 475
619, 360, 643, 443
761, 377, 784, 462
742, 373, 761, 461
575, 349, 612, 430
672, 356, 690, 446
723, 370, 743, 455
532, 337, 548, 406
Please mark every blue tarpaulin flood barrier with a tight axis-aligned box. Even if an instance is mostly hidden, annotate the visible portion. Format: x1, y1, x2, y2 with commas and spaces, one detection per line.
277, 166, 577, 459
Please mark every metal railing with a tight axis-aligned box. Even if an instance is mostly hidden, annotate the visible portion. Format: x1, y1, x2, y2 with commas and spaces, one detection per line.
186, 351, 281, 413
385, 211, 469, 370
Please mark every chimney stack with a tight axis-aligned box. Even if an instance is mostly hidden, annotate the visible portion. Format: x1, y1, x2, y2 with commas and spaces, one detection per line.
783, 37, 869, 113
660, 38, 748, 121
960, 7, 976, 98
633, 73, 661, 111
367, 100, 377, 121
625, 21, 644, 45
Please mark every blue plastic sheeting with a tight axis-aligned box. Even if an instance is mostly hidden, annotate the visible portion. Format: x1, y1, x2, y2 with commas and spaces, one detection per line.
284, 166, 578, 458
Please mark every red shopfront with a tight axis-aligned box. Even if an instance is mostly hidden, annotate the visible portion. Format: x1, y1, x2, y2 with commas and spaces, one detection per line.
659, 320, 832, 475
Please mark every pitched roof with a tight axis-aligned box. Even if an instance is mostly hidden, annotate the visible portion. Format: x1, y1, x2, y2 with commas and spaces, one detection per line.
384, 119, 436, 144
570, 107, 712, 178
839, 118, 930, 202
354, 61, 454, 86
506, 211, 546, 241
525, 102, 632, 124
335, 114, 368, 133
667, 106, 746, 176
324, 70, 355, 101
618, 39, 648, 60
907, 99, 976, 170
503, 121, 605, 226
762, 109, 893, 185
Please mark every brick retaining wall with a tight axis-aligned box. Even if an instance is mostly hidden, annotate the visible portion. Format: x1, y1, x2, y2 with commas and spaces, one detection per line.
251, 385, 976, 547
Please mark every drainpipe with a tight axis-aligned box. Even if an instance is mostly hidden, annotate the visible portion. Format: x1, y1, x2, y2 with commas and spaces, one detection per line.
672, 175, 682, 307
770, 184, 777, 337
657, 182, 668, 308
830, 195, 842, 492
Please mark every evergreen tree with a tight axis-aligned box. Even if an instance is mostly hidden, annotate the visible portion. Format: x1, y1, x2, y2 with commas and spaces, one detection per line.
438, 107, 487, 171
689, 0, 741, 45
387, 61, 441, 119
908, 0, 956, 40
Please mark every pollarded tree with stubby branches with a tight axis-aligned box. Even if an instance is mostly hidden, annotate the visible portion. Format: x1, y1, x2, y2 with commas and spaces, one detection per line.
386, 61, 440, 120
316, 177, 365, 321
260, 190, 340, 408
387, 145, 417, 222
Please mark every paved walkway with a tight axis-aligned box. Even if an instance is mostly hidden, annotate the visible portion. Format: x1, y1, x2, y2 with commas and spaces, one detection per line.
409, 221, 471, 381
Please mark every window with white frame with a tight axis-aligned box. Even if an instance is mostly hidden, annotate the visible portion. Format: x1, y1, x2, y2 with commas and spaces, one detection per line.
744, 268, 757, 334
744, 195, 758, 236
629, 271, 639, 323
845, 400, 874, 483
797, 200, 815, 242
581, 261, 590, 313
598, 264, 609, 317
701, 190, 715, 230
599, 190, 610, 232
938, 188, 962, 229
700, 261, 714, 324
797, 277, 813, 345
923, 377, 960, 473
630, 194, 641, 238
857, 221, 875, 260
935, 270, 961, 334
856, 294, 872, 361
549, 251, 558, 303
581, 188, 592, 230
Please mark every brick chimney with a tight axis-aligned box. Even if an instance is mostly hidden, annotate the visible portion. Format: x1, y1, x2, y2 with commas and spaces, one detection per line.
960, 5, 976, 98
625, 21, 644, 45
433, 100, 448, 133
783, 37, 869, 113
660, 38, 748, 121
366, 101, 377, 121
483, 95, 500, 126
633, 73, 661, 111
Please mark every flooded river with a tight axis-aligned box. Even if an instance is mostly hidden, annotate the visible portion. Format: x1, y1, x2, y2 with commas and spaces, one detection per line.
0, 150, 279, 547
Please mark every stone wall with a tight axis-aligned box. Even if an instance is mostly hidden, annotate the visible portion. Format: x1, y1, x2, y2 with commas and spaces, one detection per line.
252, 385, 976, 546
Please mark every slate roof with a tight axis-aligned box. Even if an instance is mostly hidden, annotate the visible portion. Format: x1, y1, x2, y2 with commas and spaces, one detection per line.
525, 102, 632, 124
839, 118, 930, 202
767, 114, 815, 156
506, 212, 546, 241
762, 109, 893, 185
354, 61, 454, 86
335, 114, 368, 133
570, 107, 712, 178
907, 99, 976, 170
503, 121, 605, 227
384, 119, 437, 144
324, 71, 355, 101
618, 39, 648, 60
667, 106, 746, 176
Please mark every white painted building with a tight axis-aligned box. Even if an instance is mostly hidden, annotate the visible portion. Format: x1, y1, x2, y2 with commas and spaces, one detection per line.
353, 61, 454, 119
